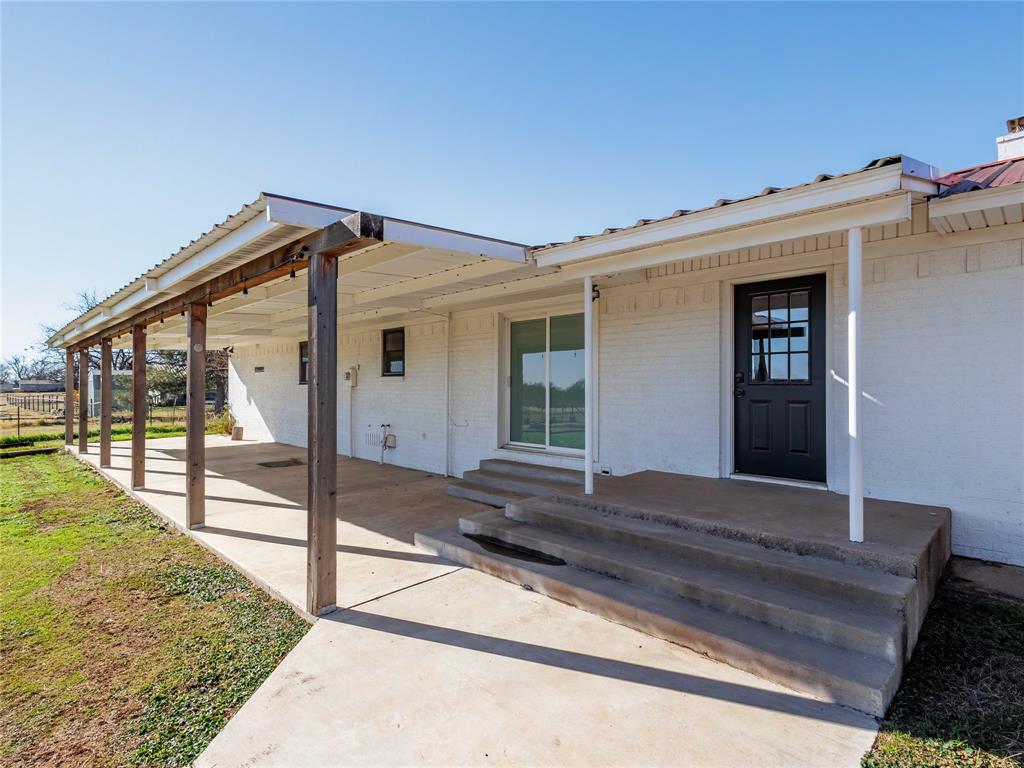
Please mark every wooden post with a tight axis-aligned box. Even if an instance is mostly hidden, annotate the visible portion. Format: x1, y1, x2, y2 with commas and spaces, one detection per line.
64, 349, 74, 446
307, 249, 338, 616
78, 349, 89, 453
186, 303, 207, 529
131, 326, 147, 489
100, 339, 113, 466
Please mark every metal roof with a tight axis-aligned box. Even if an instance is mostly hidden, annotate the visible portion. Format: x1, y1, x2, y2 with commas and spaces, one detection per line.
47, 197, 271, 343
935, 157, 1024, 197
531, 156, 908, 251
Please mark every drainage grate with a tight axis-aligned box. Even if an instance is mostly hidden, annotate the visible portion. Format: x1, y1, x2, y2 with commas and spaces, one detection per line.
257, 458, 304, 468
463, 533, 566, 566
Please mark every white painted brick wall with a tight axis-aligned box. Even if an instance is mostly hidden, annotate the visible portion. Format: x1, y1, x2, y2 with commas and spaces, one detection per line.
597, 283, 721, 477
230, 319, 449, 475
448, 312, 498, 478
229, 235, 1024, 566
830, 240, 1024, 565
341, 321, 447, 473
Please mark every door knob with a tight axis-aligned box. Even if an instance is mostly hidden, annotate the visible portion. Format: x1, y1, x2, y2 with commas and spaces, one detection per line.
734, 388, 745, 398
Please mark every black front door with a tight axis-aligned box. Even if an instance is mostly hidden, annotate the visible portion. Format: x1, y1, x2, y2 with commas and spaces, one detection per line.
734, 274, 826, 482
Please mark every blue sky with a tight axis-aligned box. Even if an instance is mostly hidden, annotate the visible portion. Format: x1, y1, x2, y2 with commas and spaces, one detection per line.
2, 1, 1020, 357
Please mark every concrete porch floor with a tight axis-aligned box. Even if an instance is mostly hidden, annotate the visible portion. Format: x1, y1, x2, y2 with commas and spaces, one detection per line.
73, 435, 482, 613
71, 436, 878, 767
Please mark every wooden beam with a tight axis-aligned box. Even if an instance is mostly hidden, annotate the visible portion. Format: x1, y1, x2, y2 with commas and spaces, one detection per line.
78, 349, 89, 453
131, 325, 146, 488
99, 339, 113, 467
71, 211, 385, 351
64, 349, 74, 446
186, 303, 207, 529
306, 249, 338, 616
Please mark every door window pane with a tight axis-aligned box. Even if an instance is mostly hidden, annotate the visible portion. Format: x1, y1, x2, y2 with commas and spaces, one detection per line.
549, 314, 585, 449
769, 354, 789, 380
790, 322, 808, 352
769, 293, 788, 323
790, 291, 809, 321
751, 296, 770, 325
769, 326, 788, 353
790, 353, 809, 381
747, 287, 813, 384
752, 353, 768, 382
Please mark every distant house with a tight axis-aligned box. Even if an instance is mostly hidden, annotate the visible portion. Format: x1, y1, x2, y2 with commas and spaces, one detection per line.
15, 379, 63, 393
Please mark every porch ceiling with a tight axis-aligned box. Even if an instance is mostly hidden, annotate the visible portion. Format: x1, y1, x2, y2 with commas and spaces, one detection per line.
54, 193, 551, 351
118, 240, 563, 350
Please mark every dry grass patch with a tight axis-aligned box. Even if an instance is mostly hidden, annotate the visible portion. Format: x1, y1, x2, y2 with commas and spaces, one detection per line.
0, 452, 308, 767
864, 566, 1024, 768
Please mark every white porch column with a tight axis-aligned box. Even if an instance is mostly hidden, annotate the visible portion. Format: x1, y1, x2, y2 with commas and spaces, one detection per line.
847, 227, 864, 543
584, 275, 594, 495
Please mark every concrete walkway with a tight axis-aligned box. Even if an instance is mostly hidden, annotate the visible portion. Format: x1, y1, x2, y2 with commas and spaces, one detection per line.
72, 437, 878, 767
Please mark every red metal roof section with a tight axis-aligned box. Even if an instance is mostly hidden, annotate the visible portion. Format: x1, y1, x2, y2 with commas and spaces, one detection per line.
935, 156, 1024, 197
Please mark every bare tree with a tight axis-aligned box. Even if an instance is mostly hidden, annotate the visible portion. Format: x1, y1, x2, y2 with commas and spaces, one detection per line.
38, 288, 132, 375
5, 354, 30, 380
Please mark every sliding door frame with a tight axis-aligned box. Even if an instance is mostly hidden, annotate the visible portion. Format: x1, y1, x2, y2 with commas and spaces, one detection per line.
501, 301, 586, 456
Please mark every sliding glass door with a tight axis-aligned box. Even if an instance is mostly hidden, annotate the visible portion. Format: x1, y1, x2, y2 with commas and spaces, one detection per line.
509, 313, 585, 451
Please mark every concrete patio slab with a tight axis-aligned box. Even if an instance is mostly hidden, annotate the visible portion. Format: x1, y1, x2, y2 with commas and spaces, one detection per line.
72, 436, 486, 614
71, 437, 879, 766
197, 568, 878, 768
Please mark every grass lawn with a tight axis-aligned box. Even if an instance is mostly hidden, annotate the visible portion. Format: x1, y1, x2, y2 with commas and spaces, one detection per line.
863, 566, 1024, 768
0, 452, 308, 767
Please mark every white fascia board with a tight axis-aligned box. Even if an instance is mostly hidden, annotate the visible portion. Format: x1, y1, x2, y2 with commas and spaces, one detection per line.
66, 214, 292, 346
561, 193, 912, 280
929, 184, 1024, 219
154, 214, 282, 293
264, 194, 355, 228
382, 219, 527, 263
536, 165, 910, 268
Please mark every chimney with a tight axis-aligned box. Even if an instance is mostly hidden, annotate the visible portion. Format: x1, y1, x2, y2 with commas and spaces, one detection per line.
996, 116, 1024, 160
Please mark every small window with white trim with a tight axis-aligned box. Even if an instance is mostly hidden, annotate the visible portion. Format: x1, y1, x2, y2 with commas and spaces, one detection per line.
382, 327, 405, 376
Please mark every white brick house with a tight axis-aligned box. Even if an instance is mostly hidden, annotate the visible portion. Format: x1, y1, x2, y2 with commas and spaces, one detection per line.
49, 123, 1024, 583
216, 155, 1024, 568
47, 124, 1023, 712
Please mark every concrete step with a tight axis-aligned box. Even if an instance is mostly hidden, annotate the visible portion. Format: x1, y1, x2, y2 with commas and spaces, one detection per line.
447, 480, 527, 508
479, 458, 584, 486
415, 527, 900, 716
507, 497, 917, 618
462, 510, 904, 663
549, 492, 921, 579
461, 469, 581, 499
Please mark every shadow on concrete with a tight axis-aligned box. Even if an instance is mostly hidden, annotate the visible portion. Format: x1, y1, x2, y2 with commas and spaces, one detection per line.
143, 486, 305, 511
201, 525, 451, 565
326, 608, 873, 729
153, 442, 482, 546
